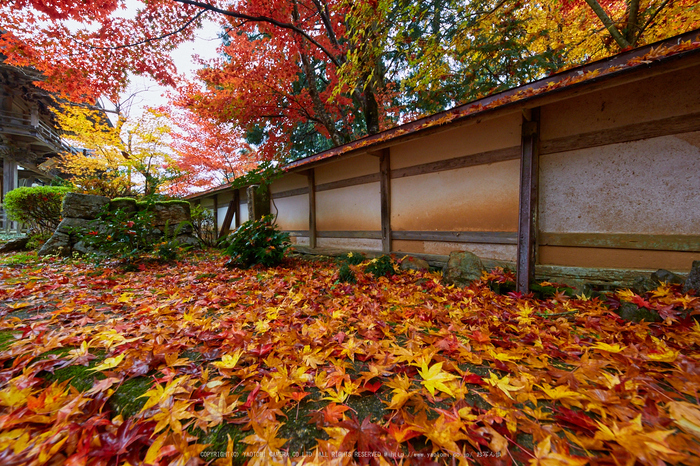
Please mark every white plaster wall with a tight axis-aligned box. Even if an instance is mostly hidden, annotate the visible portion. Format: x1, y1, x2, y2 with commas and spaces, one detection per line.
270, 173, 308, 193
217, 206, 228, 230
315, 154, 379, 185
540, 133, 700, 235
390, 112, 521, 169
273, 194, 309, 231
239, 203, 249, 223
391, 159, 520, 232
317, 237, 382, 251
316, 182, 381, 231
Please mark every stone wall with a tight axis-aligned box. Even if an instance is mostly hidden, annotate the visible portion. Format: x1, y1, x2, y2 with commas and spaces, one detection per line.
38, 193, 199, 256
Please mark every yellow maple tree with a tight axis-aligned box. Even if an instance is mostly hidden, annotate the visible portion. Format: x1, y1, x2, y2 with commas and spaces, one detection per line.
56, 104, 180, 197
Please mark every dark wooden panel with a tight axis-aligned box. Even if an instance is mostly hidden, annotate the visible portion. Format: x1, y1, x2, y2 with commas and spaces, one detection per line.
308, 171, 316, 248
541, 112, 700, 155
283, 230, 310, 237
271, 186, 309, 199
517, 108, 540, 293
392, 230, 517, 244
539, 232, 700, 252
233, 189, 240, 229
380, 150, 391, 253
219, 196, 237, 238
213, 194, 218, 234
316, 173, 381, 192
317, 231, 383, 239
390, 146, 520, 179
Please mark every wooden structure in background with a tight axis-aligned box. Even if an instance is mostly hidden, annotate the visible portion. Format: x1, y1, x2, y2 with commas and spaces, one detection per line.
0, 59, 67, 231
187, 31, 700, 291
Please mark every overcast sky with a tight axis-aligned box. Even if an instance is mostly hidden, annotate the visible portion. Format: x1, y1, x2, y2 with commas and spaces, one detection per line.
111, 5, 222, 119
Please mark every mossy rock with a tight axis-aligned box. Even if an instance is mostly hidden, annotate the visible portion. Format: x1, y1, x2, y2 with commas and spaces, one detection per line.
617, 302, 661, 323
108, 198, 137, 214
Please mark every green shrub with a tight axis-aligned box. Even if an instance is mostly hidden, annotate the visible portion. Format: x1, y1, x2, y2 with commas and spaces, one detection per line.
221, 216, 290, 269
339, 252, 366, 265
338, 263, 357, 283
2, 186, 71, 235
364, 255, 396, 278
190, 204, 217, 247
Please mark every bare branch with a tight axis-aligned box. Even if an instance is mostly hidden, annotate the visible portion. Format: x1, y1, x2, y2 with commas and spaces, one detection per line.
172, 0, 342, 67
75, 10, 207, 51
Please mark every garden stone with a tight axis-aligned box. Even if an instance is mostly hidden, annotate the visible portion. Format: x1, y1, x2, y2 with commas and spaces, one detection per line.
56, 217, 93, 235
617, 302, 661, 323
400, 256, 430, 272
153, 203, 191, 233
631, 275, 656, 295
38, 232, 72, 256
176, 235, 201, 248
109, 198, 137, 214
61, 193, 109, 219
684, 261, 700, 294
651, 269, 684, 285
0, 236, 30, 253
442, 251, 485, 287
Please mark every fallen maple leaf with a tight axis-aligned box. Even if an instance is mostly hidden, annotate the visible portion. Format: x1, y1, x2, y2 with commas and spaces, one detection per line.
417, 360, 459, 397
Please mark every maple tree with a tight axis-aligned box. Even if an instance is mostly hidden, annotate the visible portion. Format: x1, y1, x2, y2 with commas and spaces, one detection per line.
57, 105, 180, 196
0, 250, 699, 464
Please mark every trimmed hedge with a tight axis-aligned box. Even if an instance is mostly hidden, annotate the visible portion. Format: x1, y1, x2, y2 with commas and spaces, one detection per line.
2, 186, 72, 235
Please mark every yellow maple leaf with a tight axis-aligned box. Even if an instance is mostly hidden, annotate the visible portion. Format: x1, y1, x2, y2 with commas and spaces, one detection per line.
530, 436, 589, 466
417, 360, 459, 397
138, 376, 190, 413
668, 401, 700, 439
212, 350, 244, 370
485, 372, 524, 400
385, 373, 417, 410
89, 352, 126, 372
589, 342, 626, 353
0, 384, 32, 408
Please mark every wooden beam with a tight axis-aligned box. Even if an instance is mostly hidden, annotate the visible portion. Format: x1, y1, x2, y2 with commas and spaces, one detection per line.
212, 193, 218, 233
541, 111, 700, 155
308, 170, 317, 249
219, 194, 237, 239
380, 149, 392, 253
317, 231, 383, 239
316, 173, 381, 192
392, 230, 517, 244
517, 108, 540, 293
2, 157, 17, 232
270, 187, 309, 199
390, 146, 520, 179
539, 232, 700, 252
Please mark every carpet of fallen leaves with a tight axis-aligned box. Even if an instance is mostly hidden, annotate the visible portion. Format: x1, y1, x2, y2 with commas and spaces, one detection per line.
1, 251, 699, 466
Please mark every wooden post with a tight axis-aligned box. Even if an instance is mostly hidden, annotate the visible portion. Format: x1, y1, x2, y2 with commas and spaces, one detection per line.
308, 170, 317, 249
233, 189, 241, 229
219, 194, 238, 239
247, 185, 271, 221
213, 194, 219, 233
2, 157, 17, 232
517, 108, 540, 293
380, 149, 392, 254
